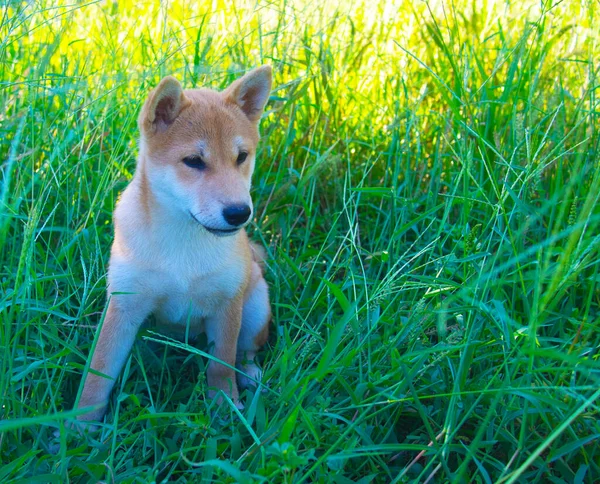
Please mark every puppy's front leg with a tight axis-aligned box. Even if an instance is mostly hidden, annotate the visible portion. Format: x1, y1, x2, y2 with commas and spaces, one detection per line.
205, 296, 243, 406
77, 296, 152, 422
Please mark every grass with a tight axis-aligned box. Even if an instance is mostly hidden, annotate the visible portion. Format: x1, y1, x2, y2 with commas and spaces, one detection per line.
1, 0, 600, 481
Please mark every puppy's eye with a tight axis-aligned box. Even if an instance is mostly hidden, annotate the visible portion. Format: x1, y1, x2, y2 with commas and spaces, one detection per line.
183, 156, 206, 170
236, 151, 248, 165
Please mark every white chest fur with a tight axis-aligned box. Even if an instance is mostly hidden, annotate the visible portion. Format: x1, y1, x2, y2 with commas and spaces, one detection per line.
153, 263, 245, 325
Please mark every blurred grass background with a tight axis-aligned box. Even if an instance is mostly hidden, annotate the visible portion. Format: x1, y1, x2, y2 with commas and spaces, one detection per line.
1, 0, 599, 481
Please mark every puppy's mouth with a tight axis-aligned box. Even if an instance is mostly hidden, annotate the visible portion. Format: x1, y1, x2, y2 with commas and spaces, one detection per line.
189, 212, 240, 237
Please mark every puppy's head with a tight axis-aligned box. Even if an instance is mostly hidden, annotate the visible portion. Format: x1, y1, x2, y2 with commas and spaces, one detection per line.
138, 66, 272, 236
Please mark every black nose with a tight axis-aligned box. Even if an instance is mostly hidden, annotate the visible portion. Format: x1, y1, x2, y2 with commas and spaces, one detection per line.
222, 204, 251, 226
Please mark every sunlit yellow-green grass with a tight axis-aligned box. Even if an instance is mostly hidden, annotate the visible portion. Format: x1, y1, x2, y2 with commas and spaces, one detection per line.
1, 0, 599, 482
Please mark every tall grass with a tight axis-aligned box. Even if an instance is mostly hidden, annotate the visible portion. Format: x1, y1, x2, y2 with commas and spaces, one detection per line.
1, 0, 599, 481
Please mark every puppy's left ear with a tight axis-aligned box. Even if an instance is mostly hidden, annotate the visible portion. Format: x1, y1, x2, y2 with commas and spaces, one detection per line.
139, 76, 190, 135
224, 65, 272, 123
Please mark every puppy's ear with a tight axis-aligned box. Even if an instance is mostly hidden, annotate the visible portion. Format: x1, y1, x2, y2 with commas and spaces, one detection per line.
139, 76, 190, 134
224, 65, 272, 123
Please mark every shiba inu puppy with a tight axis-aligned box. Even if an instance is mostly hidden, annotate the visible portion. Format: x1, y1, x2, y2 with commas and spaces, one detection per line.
76, 66, 272, 424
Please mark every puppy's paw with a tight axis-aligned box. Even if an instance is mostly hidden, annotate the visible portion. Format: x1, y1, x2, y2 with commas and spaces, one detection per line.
48, 435, 62, 455
207, 387, 243, 410
57, 419, 100, 436
71, 419, 100, 434
237, 362, 263, 391
48, 420, 100, 454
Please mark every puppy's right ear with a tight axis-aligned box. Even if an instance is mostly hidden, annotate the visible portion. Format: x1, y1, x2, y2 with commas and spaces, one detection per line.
139, 76, 190, 134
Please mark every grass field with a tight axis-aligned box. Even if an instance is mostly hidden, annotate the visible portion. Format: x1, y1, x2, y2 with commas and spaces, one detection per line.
1, 0, 600, 481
